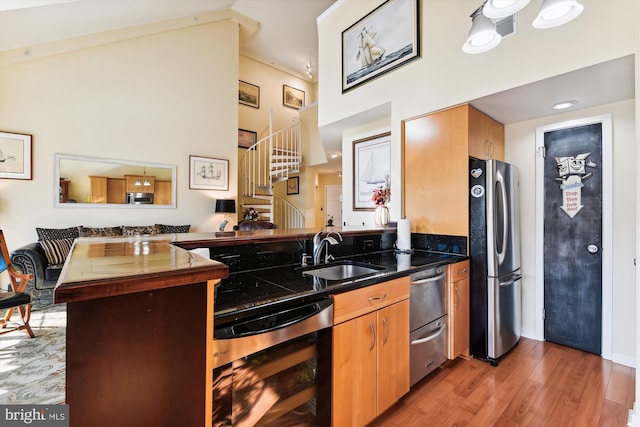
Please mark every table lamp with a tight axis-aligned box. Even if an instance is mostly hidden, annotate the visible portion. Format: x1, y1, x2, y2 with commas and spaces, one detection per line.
215, 199, 236, 231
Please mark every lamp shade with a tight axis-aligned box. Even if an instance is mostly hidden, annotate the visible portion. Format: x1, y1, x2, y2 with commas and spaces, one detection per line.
533, 0, 584, 29
483, 0, 531, 19
462, 7, 502, 54
215, 199, 236, 214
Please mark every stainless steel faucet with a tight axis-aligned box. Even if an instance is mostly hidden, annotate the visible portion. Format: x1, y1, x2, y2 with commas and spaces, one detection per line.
312, 231, 343, 265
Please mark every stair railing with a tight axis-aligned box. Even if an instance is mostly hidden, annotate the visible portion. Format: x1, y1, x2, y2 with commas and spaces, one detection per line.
272, 194, 305, 229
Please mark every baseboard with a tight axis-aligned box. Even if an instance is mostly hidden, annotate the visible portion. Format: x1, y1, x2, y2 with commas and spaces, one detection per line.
628, 402, 640, 426
520, 328, 539, 340
612, 352, 636, 368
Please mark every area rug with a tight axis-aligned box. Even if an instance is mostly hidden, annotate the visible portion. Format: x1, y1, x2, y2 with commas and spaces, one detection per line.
0, 295, 66, 405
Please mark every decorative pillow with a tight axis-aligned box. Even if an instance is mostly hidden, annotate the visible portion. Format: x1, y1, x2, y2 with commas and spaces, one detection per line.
156, 224, 191, 234
77, 226, 123, 237
122, 225, 161, 236
39, 238, 74, 266
37, 226, 79, 241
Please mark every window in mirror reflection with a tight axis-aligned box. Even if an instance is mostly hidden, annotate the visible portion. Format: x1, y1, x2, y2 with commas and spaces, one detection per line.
54, 154, 177, 208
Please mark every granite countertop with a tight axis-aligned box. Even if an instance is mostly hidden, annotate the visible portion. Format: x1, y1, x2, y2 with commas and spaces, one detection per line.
214, 249, 467, 326
54, 237, 229, 303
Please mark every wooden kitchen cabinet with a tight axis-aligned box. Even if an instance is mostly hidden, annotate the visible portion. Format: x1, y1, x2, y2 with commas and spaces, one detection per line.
403, 104, 504, 237
107, 178, 126, 204
448, 259, 470, 359
154, 180, 171, 205
468, 105, 505, 161
332, 277, 410, 426
89, 176, 107, 204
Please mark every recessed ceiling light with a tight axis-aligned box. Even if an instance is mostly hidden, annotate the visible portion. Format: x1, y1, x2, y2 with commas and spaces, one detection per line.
552, 100, 577, 110
329, 153, 339, 159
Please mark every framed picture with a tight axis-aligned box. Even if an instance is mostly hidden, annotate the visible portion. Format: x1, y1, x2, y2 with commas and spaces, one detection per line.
287, 176, 299, 195
342, 0, 420, 93
239, 80, 260, 109
189, 155, 229, 191
238, 129, 257, 149
283, 84, 305, 110
353, 132, 391, 210
0, 131, 32, 180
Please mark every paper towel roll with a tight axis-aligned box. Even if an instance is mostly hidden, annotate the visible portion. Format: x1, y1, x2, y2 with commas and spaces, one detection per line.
396, 253, 411, 271
396, 218, 411, 251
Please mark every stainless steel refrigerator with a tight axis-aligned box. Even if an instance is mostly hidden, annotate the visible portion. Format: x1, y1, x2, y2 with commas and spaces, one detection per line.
469, 159, 522, 366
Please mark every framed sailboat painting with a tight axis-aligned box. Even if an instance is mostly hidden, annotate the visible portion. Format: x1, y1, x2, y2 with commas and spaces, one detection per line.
189, 155, 229, 191
353, 132, 390, 210
342, 0, 420, 93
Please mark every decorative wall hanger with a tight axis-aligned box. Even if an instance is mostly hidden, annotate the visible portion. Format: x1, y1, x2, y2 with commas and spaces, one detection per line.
555, 152, 596, 218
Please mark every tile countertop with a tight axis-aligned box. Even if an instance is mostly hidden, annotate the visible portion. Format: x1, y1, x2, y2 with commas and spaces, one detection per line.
214, 249, 467, 326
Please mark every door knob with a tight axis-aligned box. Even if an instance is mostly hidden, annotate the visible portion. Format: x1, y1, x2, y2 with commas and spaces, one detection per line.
587, 244, 599, 254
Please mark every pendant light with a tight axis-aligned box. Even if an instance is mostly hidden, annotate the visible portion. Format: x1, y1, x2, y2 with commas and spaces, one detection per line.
462, 6, 502, 54
482, 0, 530, 19
533, 0, 584, 29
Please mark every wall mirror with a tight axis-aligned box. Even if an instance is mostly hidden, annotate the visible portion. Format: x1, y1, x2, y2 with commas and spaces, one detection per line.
54, 154, 177, 208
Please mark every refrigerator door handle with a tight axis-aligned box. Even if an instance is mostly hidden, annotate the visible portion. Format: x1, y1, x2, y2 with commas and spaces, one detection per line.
499, 274, 523, 287
496, 170, 509, 266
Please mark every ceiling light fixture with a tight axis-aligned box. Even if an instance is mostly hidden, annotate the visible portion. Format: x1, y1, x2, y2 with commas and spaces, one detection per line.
533, 0, 583, 29
329, 153, 339, 159
306, 62, 313, 78
482, 0, 530, 19
552, 100, 577, 110
462, 5, 503, 54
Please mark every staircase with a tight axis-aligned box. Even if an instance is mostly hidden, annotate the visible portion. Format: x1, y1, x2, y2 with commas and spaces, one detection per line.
240, 120, 305, 229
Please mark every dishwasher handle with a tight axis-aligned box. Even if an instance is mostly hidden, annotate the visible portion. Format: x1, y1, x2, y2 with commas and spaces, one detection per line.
410, 321, 445, 345
411, 272, 445, 286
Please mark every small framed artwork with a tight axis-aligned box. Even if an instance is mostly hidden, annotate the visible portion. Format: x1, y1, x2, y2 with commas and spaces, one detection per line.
287, 176, 299, 195
353, 132, 391, 210
0, 131, 32, 180
189, 155, 229, 191
239, 80, 260, 109
283, 84, 305, 110
238, 129, 257, 149
342, 0, 420, 93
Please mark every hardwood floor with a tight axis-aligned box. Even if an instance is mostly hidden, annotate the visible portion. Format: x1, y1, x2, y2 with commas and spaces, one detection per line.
370, 338, 635, 427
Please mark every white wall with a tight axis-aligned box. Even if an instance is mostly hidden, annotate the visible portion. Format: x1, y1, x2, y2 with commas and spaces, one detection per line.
0, 16, 241, 248
318, 0, 639, 365
507, 99, 636, 366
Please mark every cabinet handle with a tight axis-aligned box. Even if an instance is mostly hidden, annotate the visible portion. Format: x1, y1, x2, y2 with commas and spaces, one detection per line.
455, 286, 460, 308
458, 268, 467, 274
382, 317, 389, 345
369, 322, 376, 352
369, 293, 387, 301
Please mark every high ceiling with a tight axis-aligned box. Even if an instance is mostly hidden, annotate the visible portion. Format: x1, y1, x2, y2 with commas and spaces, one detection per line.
0, 0, 635, 176
0, 0, 335, 80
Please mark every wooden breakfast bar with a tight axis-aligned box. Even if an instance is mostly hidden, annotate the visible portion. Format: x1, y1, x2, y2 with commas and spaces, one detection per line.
54, 237, 228, 427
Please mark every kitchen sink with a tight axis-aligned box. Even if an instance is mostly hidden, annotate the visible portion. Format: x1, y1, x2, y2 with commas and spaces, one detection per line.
302, 261, 385, 281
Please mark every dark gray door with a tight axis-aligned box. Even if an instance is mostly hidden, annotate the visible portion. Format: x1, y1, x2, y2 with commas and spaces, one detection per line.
543, 123, 602, 355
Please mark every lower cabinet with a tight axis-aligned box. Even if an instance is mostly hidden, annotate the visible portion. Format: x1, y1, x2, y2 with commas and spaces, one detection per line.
448, 260, 470, 359
332, 277, 410, 426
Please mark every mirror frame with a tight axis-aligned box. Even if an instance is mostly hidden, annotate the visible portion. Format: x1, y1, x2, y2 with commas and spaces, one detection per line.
54, 153, 177, 208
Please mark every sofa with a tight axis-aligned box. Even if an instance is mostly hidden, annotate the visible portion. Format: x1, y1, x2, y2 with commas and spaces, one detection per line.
10, 224, 190, 300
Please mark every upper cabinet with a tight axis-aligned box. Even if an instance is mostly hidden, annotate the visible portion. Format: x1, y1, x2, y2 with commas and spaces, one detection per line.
403, 104, 504, 236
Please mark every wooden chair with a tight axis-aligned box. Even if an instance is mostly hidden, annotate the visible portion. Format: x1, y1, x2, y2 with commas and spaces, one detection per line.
0, 229, 35, 338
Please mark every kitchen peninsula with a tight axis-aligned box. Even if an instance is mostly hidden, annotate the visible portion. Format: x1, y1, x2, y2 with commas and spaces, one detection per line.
54, 237, 228, 427
55, 227, 467, 427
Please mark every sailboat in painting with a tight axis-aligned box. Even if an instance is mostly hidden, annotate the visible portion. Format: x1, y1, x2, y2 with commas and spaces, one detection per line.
360, 151, 386, 185
199, 164, 222, 180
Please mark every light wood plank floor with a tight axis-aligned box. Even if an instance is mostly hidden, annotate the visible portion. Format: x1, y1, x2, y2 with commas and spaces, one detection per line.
370, 338, 635, 427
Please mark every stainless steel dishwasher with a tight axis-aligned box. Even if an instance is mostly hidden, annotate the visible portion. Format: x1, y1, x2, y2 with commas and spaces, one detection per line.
409, 265, 447, 386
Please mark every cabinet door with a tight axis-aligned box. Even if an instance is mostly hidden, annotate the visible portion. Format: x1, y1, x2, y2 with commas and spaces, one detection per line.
107, 178, 126, 204
403, 105, 470, 236
332, 311, 377, 427
89, 176, 107, 204
377, 300, 410, 414
468, 105, 505, 161
154, 181, 171, 205
448, 260, 470, 359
